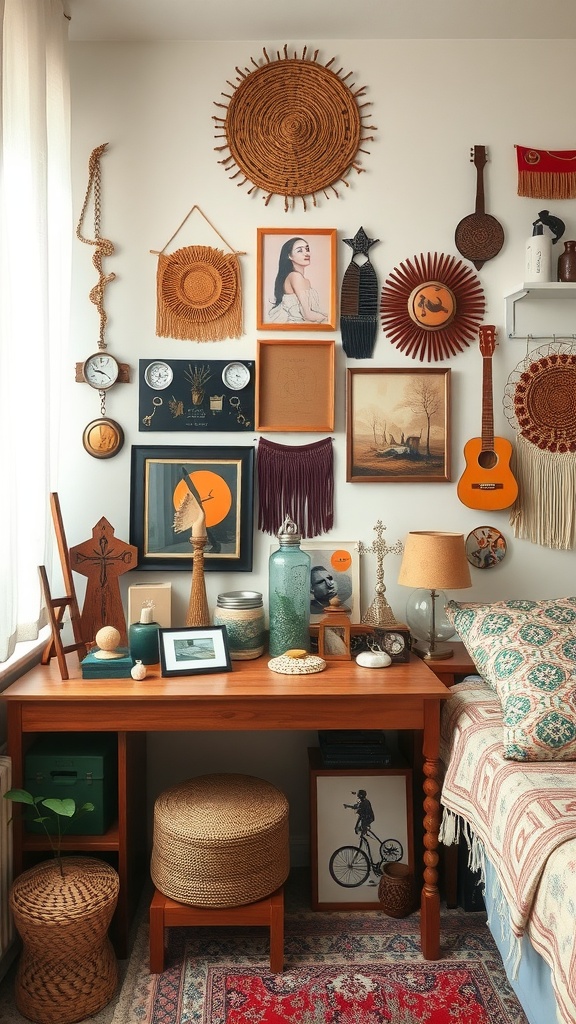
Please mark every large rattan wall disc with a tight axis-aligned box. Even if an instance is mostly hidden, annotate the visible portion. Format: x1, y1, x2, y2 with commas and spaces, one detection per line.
214, 46, 376, 210
380, 252, 485, 362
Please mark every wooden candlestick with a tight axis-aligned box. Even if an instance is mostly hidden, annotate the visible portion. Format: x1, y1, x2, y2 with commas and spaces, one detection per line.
186, 535, 210, 627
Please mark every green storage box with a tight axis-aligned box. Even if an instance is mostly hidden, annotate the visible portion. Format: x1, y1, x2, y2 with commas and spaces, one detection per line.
24, 733, 117, 835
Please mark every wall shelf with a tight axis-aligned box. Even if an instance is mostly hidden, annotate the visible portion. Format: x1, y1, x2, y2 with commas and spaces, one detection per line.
505, 282, 576, 339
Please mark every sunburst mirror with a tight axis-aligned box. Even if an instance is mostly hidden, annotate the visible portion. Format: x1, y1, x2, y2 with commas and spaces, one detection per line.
380, 252, 485, 361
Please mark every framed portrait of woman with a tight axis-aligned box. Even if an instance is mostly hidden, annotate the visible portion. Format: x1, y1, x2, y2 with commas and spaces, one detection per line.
257, 227, 337, 331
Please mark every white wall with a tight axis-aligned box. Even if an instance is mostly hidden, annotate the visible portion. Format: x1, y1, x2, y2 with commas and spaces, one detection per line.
66, 38, 576, 855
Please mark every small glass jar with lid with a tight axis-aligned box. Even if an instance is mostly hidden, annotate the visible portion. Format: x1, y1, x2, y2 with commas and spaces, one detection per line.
213, 591, 265, 661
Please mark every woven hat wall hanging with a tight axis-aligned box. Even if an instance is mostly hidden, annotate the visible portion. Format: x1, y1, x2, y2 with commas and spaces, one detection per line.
503, 341, 576, 550
379, 252, 485, 361
516, 145, 576, 200
256, 437, 334, 539
152, 205, 244, 341
213, 45, 376, 211
340, 227, 380, 358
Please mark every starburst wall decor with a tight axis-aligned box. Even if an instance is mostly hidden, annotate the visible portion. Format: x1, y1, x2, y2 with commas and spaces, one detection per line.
213, 46, 376, 211
380, 252, 485, 361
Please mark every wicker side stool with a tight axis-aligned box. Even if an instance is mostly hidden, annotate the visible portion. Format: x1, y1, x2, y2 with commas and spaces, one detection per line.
149, 773, 290, 973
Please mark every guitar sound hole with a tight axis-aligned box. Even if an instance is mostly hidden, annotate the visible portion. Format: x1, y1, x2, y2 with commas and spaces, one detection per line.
478, 450, 497, 470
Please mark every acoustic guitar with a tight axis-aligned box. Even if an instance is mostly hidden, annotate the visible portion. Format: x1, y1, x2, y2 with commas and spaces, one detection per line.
457, 325, 518, 510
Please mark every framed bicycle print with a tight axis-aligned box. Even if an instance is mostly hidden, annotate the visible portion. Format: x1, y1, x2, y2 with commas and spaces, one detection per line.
256, 227, 337, 330
129, 444, 254, 571
309, 748, 414, 910
346, 367, 451, 483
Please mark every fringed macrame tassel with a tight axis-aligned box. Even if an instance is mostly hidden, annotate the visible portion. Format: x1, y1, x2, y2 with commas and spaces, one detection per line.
509, 434, 576, 549
341, 315, 378, 358
517, 170, 576, 200
257, 437, 334, 538
156, 252, 242, 341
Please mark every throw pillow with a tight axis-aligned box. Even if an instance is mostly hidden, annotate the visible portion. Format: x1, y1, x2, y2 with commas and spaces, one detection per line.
446, 597, 576, 761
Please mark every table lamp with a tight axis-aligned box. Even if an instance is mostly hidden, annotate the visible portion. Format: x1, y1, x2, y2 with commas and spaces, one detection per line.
397, 531, 472, 659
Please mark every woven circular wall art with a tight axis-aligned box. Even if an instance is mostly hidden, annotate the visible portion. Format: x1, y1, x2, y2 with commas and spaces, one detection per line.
213, 45, 376, 210
380, 252, 485, 361
156, 245, 242, 341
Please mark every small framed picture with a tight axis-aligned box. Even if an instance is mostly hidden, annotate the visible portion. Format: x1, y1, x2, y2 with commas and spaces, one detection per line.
256, 227, 337, 330
159, 626, 232, 676
309, 749, 414, 910
346, 367, 451, 483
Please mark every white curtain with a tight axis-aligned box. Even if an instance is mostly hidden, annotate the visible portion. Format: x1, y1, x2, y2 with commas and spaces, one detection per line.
0, 0, 71, 662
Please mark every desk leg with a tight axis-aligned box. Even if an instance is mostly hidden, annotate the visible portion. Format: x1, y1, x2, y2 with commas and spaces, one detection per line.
421, 699, 441, 960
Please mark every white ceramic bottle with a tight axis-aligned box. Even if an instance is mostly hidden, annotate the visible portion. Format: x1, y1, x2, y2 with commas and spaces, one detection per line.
525, 221, 552, 282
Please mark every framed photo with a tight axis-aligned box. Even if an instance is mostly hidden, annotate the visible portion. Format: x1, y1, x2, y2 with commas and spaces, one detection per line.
256, 227, 337, 331
346, 367, 451, 483
129, 445, 254, 571
309, 749, 414, 910
300, 540, 360, 623
159, 626, 232, 676
256, 339, 335, 431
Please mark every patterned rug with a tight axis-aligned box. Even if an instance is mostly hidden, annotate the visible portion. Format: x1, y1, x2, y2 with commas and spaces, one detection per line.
112, 871, 529, 1024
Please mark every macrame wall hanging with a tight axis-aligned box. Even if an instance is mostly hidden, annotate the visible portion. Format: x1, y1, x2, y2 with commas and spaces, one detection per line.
380, 252, 485, 361
516, 145, 576, 200
151, 205, 244, 341
257, 437, 334, 539
340, 226, 379, 359
213, 45, 376, 211
503, 341, 576, 549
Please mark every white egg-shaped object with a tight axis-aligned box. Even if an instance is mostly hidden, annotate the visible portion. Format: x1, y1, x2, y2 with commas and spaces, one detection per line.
356, 650, 392, 669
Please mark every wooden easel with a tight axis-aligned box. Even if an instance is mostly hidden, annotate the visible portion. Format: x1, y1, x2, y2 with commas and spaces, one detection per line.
39, 493, 87, 680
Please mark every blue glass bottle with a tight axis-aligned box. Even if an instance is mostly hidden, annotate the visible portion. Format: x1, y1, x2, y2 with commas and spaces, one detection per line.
268, 516, 311, 657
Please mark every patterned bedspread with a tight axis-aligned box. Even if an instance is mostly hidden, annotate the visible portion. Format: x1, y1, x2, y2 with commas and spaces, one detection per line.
439, 677, 576, 1024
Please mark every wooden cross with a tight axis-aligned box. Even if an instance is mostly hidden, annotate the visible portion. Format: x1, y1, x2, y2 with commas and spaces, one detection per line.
69, 517, 138, 645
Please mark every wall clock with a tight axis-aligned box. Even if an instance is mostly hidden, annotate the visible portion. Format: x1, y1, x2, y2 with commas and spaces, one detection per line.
83, 352, 120, 390
380, 252, 485, 361
144, 360, 174, 391
222, 361, 250, 390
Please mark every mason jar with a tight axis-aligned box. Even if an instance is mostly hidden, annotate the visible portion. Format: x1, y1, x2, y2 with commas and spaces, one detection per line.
213, 591, 265, 660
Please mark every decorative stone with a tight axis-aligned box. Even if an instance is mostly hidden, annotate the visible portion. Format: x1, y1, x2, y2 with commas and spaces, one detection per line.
356, 650, 392, 668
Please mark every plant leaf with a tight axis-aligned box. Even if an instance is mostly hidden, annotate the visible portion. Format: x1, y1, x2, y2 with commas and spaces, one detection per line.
4, 789, 41, 806
79, 802, 95, 813
42, 797, 76, 818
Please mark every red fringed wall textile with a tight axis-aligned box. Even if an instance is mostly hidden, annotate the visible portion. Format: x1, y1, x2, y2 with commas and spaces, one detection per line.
516, 145, 576, 199
257, 437, 334, 538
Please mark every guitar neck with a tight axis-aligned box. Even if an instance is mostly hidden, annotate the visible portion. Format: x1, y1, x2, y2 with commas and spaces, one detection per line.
481, 355, 494, 449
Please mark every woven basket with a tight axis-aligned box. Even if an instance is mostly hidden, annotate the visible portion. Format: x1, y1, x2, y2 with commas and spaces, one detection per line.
378, 862, 416, 919
151, 773, 290, 907
10, 856, 119, 1024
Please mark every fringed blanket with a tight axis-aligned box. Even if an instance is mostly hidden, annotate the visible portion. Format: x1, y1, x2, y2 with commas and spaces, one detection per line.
439, 678, 576, 1024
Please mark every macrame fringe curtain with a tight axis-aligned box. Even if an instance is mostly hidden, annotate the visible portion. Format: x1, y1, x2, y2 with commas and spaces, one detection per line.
257, 437, 334, 538
340, 260, 379, 358
509, 434, 576, 550
516, 145, 576, 200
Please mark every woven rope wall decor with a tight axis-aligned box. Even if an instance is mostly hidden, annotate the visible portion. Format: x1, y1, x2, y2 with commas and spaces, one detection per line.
156, 245, 242, 341
214, 45, 376, 211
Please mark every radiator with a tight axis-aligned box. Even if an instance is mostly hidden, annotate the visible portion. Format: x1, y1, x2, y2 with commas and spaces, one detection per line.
0, 755, 14, 958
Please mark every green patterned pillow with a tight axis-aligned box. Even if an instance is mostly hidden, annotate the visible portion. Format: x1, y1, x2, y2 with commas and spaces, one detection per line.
446, 597, 576, 762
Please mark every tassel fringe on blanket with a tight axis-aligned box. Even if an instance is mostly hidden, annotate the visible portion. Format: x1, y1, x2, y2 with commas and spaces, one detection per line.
257, 436, 334, 538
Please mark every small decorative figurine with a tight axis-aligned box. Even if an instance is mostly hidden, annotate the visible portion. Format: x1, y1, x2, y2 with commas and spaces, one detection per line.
92, 625, 123, 659
130, 660, 147, 680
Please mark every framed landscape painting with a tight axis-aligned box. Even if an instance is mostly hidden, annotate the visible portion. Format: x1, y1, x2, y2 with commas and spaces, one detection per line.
346, 367, 451, 483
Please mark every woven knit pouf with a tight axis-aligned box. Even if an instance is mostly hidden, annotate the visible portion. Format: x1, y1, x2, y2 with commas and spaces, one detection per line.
150, 773, 290, 907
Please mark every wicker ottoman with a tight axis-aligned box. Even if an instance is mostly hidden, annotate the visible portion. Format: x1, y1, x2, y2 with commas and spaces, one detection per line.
149, 773, 290, 972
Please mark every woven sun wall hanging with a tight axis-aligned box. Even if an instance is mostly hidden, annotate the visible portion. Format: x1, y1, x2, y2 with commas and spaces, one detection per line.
503, 342, 576, 550
257, 436, 334, 539
152, 206, 244, 341
213, 45, 376, 211
380, 252, 485, 362
340, 227, 380, 359
516, 145, 576, 200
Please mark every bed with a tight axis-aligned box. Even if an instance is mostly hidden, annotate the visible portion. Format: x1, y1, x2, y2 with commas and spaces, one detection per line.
438, 596, 576, 1024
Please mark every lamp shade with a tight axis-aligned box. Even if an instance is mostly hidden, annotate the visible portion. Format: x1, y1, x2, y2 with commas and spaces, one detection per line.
397, 532, 472, 591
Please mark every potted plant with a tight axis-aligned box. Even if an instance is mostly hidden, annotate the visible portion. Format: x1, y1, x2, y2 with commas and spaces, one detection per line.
3, 789, 120, 1024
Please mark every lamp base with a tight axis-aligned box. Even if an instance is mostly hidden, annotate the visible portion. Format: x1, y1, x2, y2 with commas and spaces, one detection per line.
412, 642, 454, 661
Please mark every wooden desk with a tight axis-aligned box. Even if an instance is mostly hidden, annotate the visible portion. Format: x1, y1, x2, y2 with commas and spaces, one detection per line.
1, 654, 451, 959
422, 642, 476, 688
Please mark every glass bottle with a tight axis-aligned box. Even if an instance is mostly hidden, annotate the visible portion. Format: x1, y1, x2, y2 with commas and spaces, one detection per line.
268, 516, 311, 657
